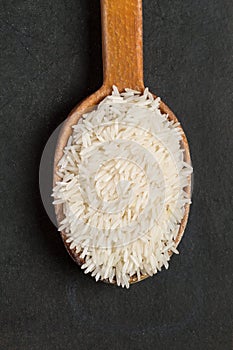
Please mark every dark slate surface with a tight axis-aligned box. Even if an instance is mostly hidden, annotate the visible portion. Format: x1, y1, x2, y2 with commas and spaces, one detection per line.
1, 0, 233, 349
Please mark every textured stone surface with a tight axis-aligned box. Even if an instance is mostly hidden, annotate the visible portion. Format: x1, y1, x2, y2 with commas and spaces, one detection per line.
0, 0, 233, 349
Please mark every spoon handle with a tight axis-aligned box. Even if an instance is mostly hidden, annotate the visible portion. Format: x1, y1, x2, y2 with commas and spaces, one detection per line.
101, 0, 144, 91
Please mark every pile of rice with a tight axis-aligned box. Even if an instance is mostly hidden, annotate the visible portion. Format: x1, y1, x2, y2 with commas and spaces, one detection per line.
52, 86, 192, 288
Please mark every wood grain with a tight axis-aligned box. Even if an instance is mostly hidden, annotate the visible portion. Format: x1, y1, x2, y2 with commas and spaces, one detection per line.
101, 0, 144, 91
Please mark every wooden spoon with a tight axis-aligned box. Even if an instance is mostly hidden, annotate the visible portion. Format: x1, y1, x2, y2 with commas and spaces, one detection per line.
54, 0, 191, 284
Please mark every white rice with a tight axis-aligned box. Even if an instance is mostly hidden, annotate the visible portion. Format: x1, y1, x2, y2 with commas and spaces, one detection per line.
52, 86, 192, 288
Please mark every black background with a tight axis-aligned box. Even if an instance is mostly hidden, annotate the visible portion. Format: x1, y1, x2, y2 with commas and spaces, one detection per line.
1, 0, 233, 349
